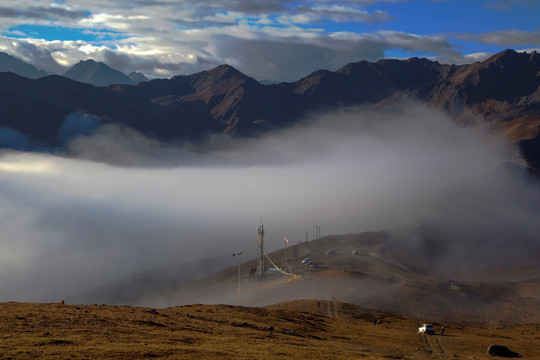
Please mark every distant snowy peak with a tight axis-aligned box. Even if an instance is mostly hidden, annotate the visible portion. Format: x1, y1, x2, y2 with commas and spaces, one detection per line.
0, 52, 47, 79
64, 59, 135, 87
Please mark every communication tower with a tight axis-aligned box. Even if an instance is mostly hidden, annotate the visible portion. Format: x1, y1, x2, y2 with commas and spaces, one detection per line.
256, 223, 265, 276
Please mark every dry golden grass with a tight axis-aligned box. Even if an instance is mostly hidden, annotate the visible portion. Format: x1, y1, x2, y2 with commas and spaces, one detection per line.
486, 113, 540, 144
1, 300, 538, 359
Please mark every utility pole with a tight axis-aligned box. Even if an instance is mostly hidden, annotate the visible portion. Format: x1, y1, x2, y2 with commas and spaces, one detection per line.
283, 236, 289, 280
315, 224, 321, 252
256, 223, 265, 276
232, 252, 242, 296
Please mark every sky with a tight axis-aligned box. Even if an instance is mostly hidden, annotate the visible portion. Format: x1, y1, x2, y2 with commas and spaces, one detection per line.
0, 0, 539, 81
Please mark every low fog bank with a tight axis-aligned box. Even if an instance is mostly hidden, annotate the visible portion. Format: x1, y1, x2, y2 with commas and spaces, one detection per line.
0, 103, 538, 303
68, 255, 232, 306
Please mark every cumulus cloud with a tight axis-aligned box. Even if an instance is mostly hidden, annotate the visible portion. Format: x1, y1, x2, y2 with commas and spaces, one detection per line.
0, 104, 538, 302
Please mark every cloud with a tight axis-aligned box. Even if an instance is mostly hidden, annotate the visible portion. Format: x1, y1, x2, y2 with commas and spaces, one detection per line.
3, 22, 467, 81
0, 103, 538, 302
0, 0, 536, 81
11, 40, 68, 74
65, 123, 173, 166
0, 6, 88, 20
462, 52, 492, 63
309, 5, 394, 23
0, 0, 476, 80
208, 34, 389, 80
473, 30, 540, 47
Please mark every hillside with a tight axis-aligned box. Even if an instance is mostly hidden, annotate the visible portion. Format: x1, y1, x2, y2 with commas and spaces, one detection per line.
70, 229, 540, 327
1, 301, 538, 359
0, 49, 539, 169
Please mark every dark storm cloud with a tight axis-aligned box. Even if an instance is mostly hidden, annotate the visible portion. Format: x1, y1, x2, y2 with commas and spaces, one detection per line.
209, 32, 454, 81
192, 0, 285, 15
0, 7, 16, 17
192, 0, 406, 15
101, 34, 392, 81
0, 6, 88, 20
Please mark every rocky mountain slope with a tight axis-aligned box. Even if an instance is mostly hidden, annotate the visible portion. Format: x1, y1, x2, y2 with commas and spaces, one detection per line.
0, 49, 539, 167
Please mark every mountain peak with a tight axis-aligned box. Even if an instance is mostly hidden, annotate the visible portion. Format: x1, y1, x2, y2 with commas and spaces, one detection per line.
0, 52, 47, 79
481, 48, 540, 68
188, 64, 257, 91
78, 59, 99, 64
483, 49, 519, 64
128, 71, 149, 83
64, 59, 134, 87
206, 64, 248, 79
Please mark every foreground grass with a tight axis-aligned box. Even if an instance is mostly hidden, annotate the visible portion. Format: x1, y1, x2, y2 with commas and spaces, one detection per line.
0, 301, 538, 359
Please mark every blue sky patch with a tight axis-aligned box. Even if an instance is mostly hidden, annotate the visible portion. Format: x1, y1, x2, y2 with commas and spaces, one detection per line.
4, 24, 128, 42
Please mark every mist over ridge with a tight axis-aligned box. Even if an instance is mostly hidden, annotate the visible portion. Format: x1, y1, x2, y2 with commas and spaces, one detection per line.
0, 103, 539, 302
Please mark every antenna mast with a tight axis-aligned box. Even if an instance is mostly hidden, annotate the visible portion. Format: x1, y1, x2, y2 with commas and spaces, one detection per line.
256, 223, 265, 276
233, 252, 242, 296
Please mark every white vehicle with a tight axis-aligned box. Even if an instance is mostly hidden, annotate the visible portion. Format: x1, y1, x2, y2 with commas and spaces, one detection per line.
418, 324, 434, 335
301, 258, 312, 264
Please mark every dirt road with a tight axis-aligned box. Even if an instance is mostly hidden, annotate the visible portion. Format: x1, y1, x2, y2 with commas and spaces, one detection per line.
321, 300, 342, 320
419, 333, 451, 358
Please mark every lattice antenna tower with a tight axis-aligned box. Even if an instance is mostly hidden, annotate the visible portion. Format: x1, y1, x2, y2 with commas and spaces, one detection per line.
256, 223, 265, 276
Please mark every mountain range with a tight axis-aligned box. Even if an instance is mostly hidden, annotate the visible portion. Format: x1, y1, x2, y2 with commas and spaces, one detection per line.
0, 52, 147, 86
0, 49, 539, 169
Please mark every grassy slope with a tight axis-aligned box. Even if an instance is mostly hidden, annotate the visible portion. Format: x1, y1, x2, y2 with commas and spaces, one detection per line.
1, 301, 538, 359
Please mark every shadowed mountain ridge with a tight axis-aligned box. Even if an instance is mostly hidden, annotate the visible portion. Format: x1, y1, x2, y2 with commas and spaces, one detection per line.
1, 49, 540, 167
